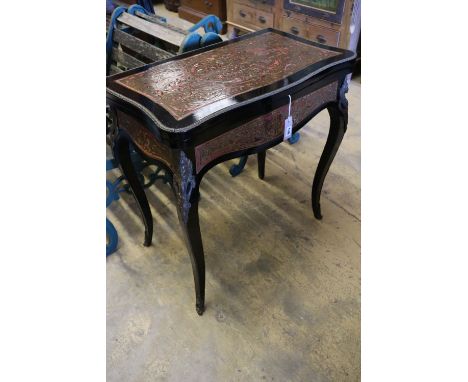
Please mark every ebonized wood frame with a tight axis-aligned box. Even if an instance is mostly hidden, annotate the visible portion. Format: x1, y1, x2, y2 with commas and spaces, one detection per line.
107, 29, 355, 315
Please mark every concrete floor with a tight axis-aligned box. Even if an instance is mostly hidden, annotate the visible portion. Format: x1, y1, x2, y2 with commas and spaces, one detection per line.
107, 6, 360, 380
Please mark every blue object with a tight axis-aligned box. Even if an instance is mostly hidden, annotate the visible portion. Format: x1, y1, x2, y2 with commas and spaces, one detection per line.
200, 32, 223, 47
188, 15, 223, 34
229, 156, 248, 177
106, 6, 127, 75
181, 16, 223, 53
137, 0, 155, 14
179, 33, 202, 53
128, 4, 148, 15
288, 132, 300, 144
179, 15, 223, 53
106, 175, 125, 256
106, 219, 119, 256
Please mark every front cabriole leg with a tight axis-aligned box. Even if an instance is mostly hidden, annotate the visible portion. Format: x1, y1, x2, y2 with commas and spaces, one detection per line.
172, 151, 205, 315
312, 78, 349, 220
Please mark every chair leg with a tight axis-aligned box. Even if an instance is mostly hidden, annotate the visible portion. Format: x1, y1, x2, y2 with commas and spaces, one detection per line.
106, 218, 119, 256
229, 155, 249, 177
288, 132, 301, 144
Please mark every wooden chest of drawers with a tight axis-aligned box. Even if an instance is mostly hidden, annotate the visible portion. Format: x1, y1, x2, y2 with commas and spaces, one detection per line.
231, 0, 274, 29
280, 13, 340, 46
179, 0, 227, 32
226, 0, 360, 51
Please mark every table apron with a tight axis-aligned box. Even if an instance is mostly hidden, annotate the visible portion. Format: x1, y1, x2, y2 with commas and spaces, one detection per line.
115, 110, 176, 173
194, 80, 338, 174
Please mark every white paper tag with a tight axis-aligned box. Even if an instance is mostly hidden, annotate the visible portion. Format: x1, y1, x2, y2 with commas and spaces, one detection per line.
284, 95, 293, 141
284, 116, 293, 141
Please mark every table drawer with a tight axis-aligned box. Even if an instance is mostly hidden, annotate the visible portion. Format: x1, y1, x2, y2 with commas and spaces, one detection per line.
232, 3, 256, 25
252, 9, 273, 28
307, 24, 340, 46
232, 2, 273, 29
281, 16, 307, 39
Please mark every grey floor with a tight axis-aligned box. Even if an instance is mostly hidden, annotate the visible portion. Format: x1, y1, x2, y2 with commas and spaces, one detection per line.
107, 6, 360, 380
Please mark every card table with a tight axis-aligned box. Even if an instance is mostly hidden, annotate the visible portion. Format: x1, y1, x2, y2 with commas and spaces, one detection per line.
106, 29, 356, 315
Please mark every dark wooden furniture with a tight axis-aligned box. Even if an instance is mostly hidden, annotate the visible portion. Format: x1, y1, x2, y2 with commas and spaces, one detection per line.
106, 29, 356, 315
226, 0, 360, 52
179, 0, 227, 33
164, 0, 181, 12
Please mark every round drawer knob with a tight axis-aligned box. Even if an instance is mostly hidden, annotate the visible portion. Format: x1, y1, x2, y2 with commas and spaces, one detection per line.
290, 26, 299, 35
239, 10, 246, 17
316, 34, 326, 44
258, 16, 266, 24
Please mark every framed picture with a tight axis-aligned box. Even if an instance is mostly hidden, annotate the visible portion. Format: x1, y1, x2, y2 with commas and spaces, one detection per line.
283, 0, 346, 24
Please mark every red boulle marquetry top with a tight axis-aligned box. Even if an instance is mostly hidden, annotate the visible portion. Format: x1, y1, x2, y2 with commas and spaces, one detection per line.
106, 29, 355, 132
115, 32, 338, 120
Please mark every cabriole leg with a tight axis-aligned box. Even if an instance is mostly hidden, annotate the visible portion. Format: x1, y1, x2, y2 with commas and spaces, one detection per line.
172, 152, 205, 315
113, 133, 153, 246
312, 80, 349, 219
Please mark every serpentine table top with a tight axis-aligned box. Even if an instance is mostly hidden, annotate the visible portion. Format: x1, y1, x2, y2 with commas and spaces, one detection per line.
106, 29, 356, 315
107, 29, 354, 134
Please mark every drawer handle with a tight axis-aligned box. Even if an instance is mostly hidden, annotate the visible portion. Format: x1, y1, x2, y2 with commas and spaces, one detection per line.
239, 10, 246, 17
203, 0, 213, 6
290, 26, 299, 35
258, 15, 266, 24
316, 34, 326, 44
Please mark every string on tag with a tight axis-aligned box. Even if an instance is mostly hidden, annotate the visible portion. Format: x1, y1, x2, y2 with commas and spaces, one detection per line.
283, 95, 293, 141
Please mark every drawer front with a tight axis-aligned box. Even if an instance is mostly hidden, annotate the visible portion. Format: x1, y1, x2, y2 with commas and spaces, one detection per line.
182, 0, 221, 15
232, 2, 256, 25
235, 0, 273, 12
307, 24, 340, 46
252, 9, 274, 28
281, 16, 307, 39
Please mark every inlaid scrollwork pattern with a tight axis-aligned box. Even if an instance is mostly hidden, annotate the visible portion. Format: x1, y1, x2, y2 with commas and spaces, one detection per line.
194, 81, 338, 173
115, 110, 175, 172
115, 32, 339, 120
